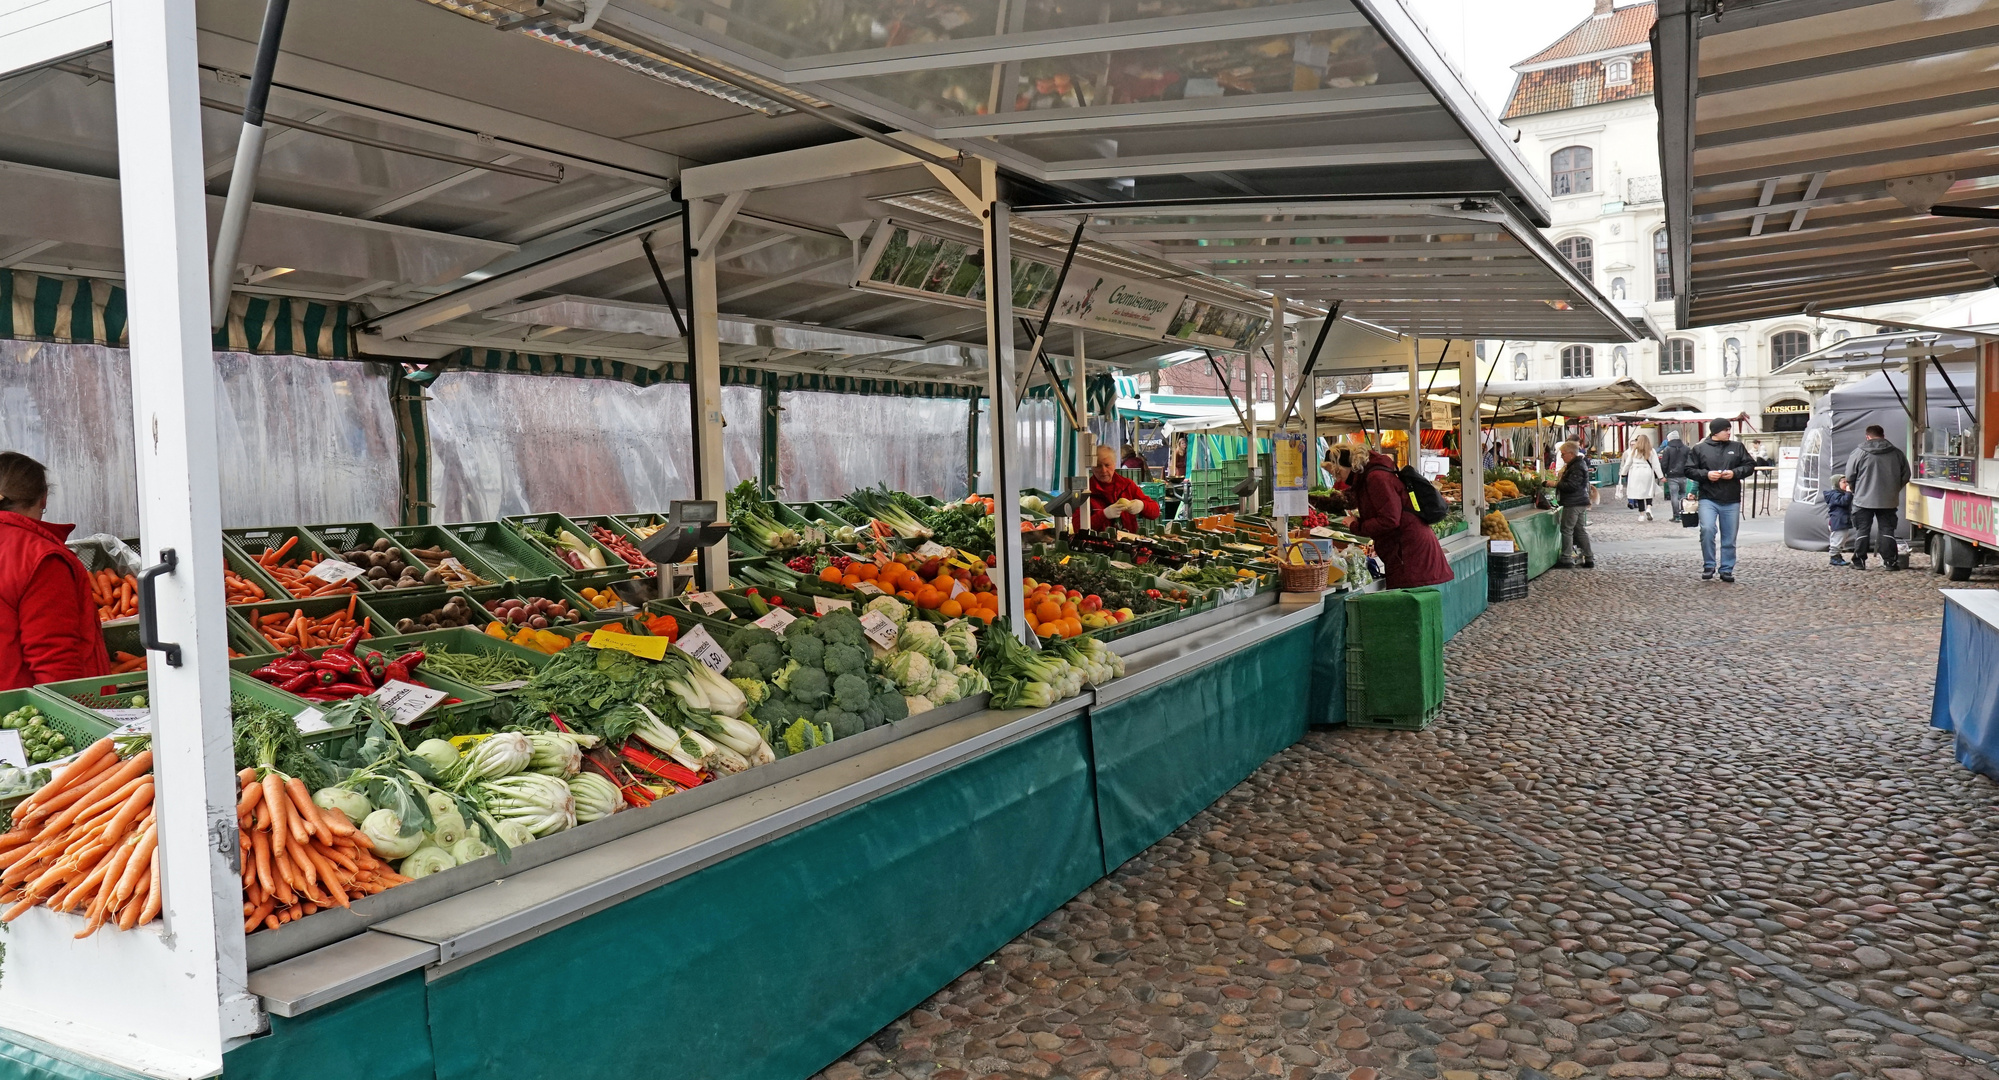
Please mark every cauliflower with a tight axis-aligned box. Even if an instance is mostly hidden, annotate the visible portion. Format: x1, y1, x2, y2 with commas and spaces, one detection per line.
943, 621, 977, 662
886, 651, 935, 696
863, 596, 909, 628
929, 673, 962, 705
905, 695, 935, 716
900, 620, 941, 651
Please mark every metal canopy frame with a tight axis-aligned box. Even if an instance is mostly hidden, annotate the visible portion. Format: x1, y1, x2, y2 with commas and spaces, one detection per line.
1658, 0, 1999, 327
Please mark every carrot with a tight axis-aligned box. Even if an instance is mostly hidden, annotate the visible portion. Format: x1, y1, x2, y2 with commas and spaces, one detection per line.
251, 827, 273, 895
263, 773, 291, 855
17, 739, 118, 818
282, 778, 326, 843
237, 778, 263, 818
137, 848, 160, 924
36, 750, 152, 833
113, 825, 155, 910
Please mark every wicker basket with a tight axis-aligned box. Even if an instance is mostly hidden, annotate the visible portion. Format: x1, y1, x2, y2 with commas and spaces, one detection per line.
1277, 543, 1330, 593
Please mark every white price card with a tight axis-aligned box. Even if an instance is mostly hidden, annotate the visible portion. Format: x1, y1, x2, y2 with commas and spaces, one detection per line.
916, 541, 951, 560
684, 590, 728, 615
305, 559, 368, 585
1309, 526, 1337, 539
293, 707, 333, 734
813, 595, 853, 614
860, 609, 900, 650
851, 581, 885, 596
752, 607, 798, 632
371, 680, 449, 725
948, 578, 969, 599
1489, 540, 1516, 554
441, 557, 466, 571
675, 624, 733, 674
0, 731, 26, 768
98, 708, 151, 728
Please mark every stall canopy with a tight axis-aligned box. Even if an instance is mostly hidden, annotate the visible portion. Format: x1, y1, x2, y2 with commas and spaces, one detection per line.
1776, 323, 1999, 377
1656, 0, 1999, 327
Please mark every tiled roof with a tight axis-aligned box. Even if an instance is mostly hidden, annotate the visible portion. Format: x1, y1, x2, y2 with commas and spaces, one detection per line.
1519, 2, 1656, 65
1502, 50, 1654, 119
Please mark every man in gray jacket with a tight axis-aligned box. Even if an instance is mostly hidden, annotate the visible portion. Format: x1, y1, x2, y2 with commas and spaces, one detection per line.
1845, 424, 1912, 570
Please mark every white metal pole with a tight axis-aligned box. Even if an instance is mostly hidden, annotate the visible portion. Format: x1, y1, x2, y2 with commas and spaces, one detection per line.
982, 165, 1028, 640
1270, 293, 1285, 537
1071, 327, 1091, 472
1408, 334, 1422, 472
689, 199, 730, 590
1460, 340, 1484, 522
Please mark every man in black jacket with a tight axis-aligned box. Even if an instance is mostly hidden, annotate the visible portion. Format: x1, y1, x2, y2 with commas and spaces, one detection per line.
1682, 418, 1759, 582
1553, 441, 1595, 569
1659, 432, 1691, 513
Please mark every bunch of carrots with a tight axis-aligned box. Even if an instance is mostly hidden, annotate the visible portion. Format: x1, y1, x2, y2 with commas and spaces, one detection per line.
225, 564, 269, 605
0, 738, 159, 937
109, 648, 243, 674
251, 595, 372, 650
90, 569, 138, 623
250, 536, 360, 599
238, 767, 404, 931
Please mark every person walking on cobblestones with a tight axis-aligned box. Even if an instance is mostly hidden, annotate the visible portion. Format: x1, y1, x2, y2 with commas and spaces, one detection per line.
1553, 441, 1595, 569
1659, 431, 1691, 518
1620, 433, 1663, 521
1846, 423, 1911, 571
1824, 473, 1854, 567
1683, 418, 1757, 582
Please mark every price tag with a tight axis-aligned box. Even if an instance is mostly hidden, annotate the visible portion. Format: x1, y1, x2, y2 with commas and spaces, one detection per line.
98, 708, 150, 727
674, 624, 733, 674
293, 707, 332, 734
440, 557, 466, 571
813, 595, 853, 614
1109, 560, 1137, 571
1489, 540, 1516, 554
0, 731, 26, 768
852, 581, 885, 596
1309, 526, 1337, 538
753, 607, 797, 632
860, 610, 900, 650
916, 541, 950, 560
948, 578, 969, 599
587, 630, 672, 661
684, 590, 728, 615
305, 559, 367, 584
370, 680, 450, 725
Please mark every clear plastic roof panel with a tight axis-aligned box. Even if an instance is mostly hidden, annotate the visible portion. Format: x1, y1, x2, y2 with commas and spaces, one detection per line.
1659, 0, 1999, 327
1019, 198, 1642, 342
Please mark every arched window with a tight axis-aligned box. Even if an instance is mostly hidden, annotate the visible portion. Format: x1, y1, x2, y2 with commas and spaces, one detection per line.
1653, 229, 1671, 300
1605, 56, 1633, 87
1660, 338, 1695, 375
1560, 345, 1594, 379
1770, 330, 1812, 368
1557, 236, 1593, 279
1552, 146, 1593, 195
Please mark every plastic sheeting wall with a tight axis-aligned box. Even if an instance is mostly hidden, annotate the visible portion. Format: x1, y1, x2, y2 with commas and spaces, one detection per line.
424, 372, 762, 521
973, 397, 1058, 495
0, 341, 398, 534
777, 391, 969, 502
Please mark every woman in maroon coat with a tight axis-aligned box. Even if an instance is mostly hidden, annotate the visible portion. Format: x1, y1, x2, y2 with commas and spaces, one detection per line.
1348, 450, 1453, 590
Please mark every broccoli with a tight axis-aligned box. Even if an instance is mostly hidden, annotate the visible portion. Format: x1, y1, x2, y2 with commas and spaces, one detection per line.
833, 672, 873, 712
784, 616, 820, 640
727, 624, 779, 658
859, 699, 886, 729
787, 666, 831, 706
875, 689, 909, 724
770, 659, 801, 693
744, 642, 786, 673
813, 707, 865, 740
816, 610, 866, 648
726, 659, 763, 682
822, 641, 868, 676
732, 678, 769, 706
785, 633, 825, 668
753, 694, 809, 730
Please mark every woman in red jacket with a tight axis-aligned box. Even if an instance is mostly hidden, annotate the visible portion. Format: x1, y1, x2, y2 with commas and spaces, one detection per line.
0, 453, 110, 690
1348, 449, 1453, 590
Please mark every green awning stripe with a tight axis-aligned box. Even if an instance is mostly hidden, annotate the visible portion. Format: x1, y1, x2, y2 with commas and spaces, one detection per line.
0, 271, 354, 358
445, 347, 986, 400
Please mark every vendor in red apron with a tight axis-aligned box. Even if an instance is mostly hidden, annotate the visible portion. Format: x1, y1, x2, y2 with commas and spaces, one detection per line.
1075, 445, 1161, 532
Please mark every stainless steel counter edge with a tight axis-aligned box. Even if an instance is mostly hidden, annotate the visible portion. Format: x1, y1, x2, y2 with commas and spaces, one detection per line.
247, 600, 1328, 1016
1092, 597, 1326, 707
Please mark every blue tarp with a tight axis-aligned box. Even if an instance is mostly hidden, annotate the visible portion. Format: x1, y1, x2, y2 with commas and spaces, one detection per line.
1932, 593, 1999, 780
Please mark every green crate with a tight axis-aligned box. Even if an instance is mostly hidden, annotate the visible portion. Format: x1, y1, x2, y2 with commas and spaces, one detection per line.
223, 544, 287, 607
644, 597, 753, 636
361, 589, 494, 637
386, 525, 508, 588
360, 626, 553, 692
225, 671, 365, 746
235, 594, 390, 652
1, 687, 113, 758
67, 536, 140, 575
614, 513, 666, 536
231, 645, 499, 731
305, 522, 436, 592
33, 670, 153, 717
1343, 587, 1443, 726
439, 521, 569, 583
502, 514, 632, 588
225, 525, 379, 598
96, 621, 273, 671
484, 579, 598, 632
565, 514, 660, 576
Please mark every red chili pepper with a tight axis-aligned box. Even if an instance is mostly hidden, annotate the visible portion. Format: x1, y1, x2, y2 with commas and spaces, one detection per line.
300, 684, 369, 701
278, 670, 320, 693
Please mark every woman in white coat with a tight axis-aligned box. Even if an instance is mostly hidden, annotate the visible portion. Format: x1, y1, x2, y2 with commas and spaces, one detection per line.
1621, 434, 1664, 520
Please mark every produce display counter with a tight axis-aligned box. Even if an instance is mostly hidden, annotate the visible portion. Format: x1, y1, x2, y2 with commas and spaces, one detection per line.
1933, 590, 1999, 782
202, 597, 1335, 1080
1435, 531, 1490, 641
1505, 507, 1563, 579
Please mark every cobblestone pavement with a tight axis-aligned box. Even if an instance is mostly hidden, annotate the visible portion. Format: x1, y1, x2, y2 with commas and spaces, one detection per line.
823, 513, 1999, 1080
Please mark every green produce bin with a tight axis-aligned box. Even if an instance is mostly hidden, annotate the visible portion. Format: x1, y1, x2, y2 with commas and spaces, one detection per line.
362, 589, 494, 637
231, 646, 499, 732
1, 686, 112, 755
486, 579, 598, 631
224, 543, 288, 606
438, 521, 569, 583
386, 525, 508, 588
235, 594, 391, 652
566, 514, 658, 576
360, 627, 554, 694
225, 526, 381, 595
306, 522, 435, 592
1342, 587, 1444, 730
502, 514, 632, 589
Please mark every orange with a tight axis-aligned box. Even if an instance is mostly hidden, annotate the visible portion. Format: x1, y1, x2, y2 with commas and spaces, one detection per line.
933, 573, 955, 590
973, 610, 994, 624
1060, 602, 1078, 619
938, 599, 963, 618
842, 574, 862, 587
896, 589, 917, 602
819, 567, 843, 582
1063, 617, 1082, 638
855, 563, 879, 580
1034, 600, 1063, 624
919, 588, 945, 610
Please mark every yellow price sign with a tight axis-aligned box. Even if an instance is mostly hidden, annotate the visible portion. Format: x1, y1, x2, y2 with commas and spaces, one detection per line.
587, 629, 671, 661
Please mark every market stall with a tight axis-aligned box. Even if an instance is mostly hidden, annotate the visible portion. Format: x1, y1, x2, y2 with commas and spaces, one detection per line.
0, 0, 1643, 1074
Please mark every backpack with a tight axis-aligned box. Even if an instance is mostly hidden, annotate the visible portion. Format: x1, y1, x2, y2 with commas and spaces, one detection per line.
1392, 465, 1450, 525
